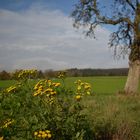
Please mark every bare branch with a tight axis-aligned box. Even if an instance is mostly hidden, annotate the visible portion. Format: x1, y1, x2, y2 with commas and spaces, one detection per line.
97, 17, 133, 26
126, 0, 136, 10
92, 0, 134, 27
136, 0, 140, 6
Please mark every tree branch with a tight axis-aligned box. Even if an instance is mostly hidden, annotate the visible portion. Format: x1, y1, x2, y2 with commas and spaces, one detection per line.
136, 0, 140, 6
92, 0, 133, 27
125, 0, 136, 10
97, 16, 133, 26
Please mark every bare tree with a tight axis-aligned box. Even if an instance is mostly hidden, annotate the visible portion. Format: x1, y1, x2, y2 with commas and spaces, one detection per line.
71, 0, 140, 94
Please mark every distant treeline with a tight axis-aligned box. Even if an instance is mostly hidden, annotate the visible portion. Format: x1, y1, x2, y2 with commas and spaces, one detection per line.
0, 68, 128, 80
66, 68, 129, 77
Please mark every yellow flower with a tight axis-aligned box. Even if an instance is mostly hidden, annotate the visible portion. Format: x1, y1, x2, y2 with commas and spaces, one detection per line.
46, 130, 51, 133
85, 85, 89, 89
86, 91, 91, 95
34, 131, 38, 136
39, 85, 43, 89
50, 91, 57, 95
47, 80, 52, 86
53, 82, 61, 87
39, 130, 43, 134
17, 69, 37, 80
75, 80, 81, 84
45, 88, 53, 93
37, 134, 42, 137
2, 119, 14, 128
41, 131, 46, 135
34, 85, 38, 90
42, 133, 48, 138
34, 130, 52, 139
33, 79, 59, 97
57, 71, 66, 79
0, 136, 4, 140
33, 91, 40, 96
47, 133, 52, 138
6, 86, 17, 93
75, 95, 82, 101
77, 86, 81, 90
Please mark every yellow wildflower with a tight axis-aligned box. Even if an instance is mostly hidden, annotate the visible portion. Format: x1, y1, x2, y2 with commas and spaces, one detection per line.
84, 85, 90, 89
34, 130, 52, 139
46, 130, 51, 133
46, 88, 53, 92
47, 133, 52, 138
6, 86, 17, 93
50, 91, 57, 95
0, 136, 4, 140
86, 91, 91, 95
42, 133, 48, 138
34, 131, 38, 136
57, 71, 66, 79
38, 134, 42, 137
53, 82, 61, 87
75, 95, 82, 101
17, 69, 37, 80
33, 79, 60, 97
75, 80, 92, 97
39, 85, 43, 89
47, 80, 52, 86
2, 119, 14, 128
77, 85, 81, 90
33, 91, 40, 96
34, 85, 38, 90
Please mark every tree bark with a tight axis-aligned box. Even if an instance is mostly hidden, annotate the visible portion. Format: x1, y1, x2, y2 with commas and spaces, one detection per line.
124, 60, 140, 94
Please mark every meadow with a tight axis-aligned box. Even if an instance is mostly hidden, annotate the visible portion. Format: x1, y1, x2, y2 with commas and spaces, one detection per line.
0, 76, 127, 95
0, 75, 138, 97
0, 73, 140, 140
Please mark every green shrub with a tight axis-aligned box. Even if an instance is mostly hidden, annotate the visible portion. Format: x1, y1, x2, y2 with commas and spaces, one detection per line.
0, 70, 92, 140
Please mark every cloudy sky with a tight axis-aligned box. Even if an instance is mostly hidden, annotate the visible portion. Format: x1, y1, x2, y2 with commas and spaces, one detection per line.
0, 0, 128, 71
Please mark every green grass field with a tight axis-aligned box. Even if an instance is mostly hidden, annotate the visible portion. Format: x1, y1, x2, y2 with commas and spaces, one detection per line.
0, 80, 16, 89
64, 76, 127, 95
0, 76, 127, 95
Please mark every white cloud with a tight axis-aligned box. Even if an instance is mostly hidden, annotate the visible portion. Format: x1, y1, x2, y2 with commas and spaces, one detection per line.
0, 5, 128, 71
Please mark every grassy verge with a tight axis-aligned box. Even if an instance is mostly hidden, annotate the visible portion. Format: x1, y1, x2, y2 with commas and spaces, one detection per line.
82, 94, 140, 140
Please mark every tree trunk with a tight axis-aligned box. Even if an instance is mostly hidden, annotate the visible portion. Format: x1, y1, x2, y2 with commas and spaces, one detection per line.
124, 60, 140, 94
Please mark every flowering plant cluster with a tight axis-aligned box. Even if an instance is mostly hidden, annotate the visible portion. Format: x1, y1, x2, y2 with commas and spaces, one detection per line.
12, 69, 37, 80
75, 80, 92, 101
5, 82, 21, 94
0, 119, 14, 128
5, 86, 17, 93
33, 80, 61, 97
34, 130, 52, 139
57, 71, 66, 79
0, 70, 93, 140
18, 69, 37, 80
33, 80, 61, 104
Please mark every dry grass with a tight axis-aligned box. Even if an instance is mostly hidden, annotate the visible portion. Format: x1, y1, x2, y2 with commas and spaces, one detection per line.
82, 94, 140, 140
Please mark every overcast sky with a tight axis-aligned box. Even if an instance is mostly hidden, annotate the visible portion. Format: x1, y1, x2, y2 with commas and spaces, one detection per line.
0, 0, 128, 71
